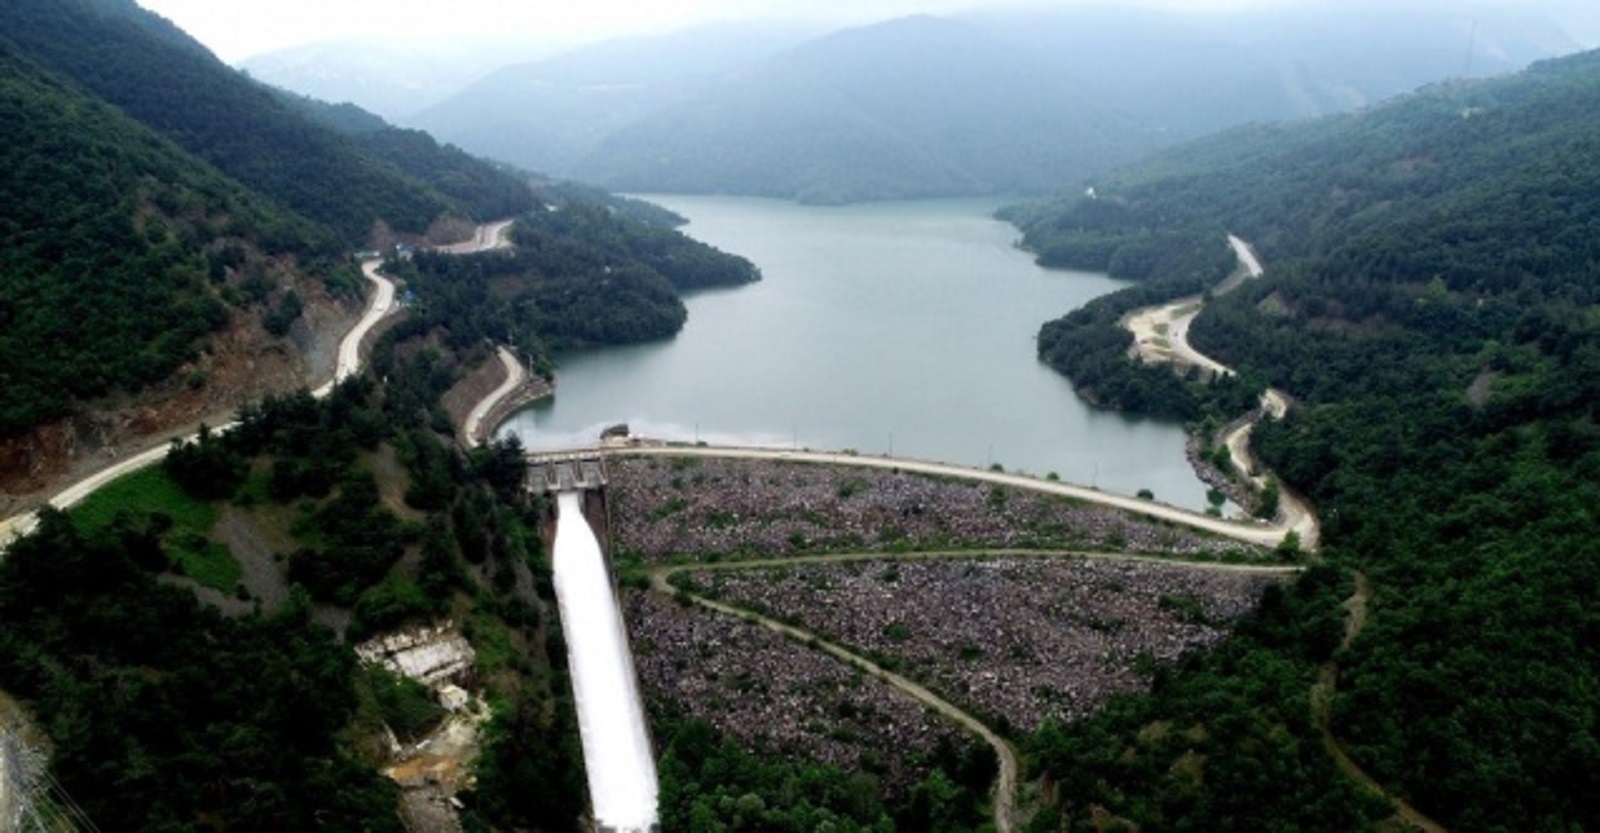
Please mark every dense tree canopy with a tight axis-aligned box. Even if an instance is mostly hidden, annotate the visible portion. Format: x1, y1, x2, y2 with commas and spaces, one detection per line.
1012, 48, 1600, 828
391, 194, 759, 369
0, 0, 505, 241
0, 43, 332, 436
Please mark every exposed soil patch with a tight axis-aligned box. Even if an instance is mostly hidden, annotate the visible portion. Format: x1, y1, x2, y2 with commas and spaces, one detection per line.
212, 506, 291, 612
0, 275, 358, 512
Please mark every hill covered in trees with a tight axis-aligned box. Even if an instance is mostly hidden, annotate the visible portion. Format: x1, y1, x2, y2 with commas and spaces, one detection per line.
389, 194, 759, 374
0, 40, 335, 438
0, 357, 585, 829
0, 0, 537, 477
1011, 48, 1600, 828
0, 0, 531, 242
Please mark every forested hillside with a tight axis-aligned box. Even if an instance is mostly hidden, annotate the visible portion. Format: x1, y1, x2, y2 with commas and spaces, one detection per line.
1012, 49, 1600, 828
273, 89, 535, 223
390, 194, 760, 369
0, 182, 758, 829
0, 0, 530, 242
0, 42, 333, 437
0, 0, 535, 466
0, 361, 585, 829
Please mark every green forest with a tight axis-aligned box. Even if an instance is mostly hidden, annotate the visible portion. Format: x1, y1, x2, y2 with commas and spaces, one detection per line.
388, 196, 759, 368
0, 0, 535, 440
0, 42, 331, 435
0, 348, 586, 829
0, 0, 531, 242
1012, 49, 1600, 829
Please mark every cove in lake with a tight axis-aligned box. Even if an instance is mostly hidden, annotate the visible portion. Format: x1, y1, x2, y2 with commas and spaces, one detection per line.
500, 196, 1213, 511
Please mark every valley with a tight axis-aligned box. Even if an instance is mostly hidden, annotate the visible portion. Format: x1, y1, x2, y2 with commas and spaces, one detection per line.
3, 0, 1600, 830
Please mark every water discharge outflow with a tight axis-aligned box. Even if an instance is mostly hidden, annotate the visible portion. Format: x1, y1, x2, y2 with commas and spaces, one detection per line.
552, 492, 658, 830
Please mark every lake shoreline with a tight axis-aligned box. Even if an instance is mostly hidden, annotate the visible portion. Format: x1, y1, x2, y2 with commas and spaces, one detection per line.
502, 196, 1214, 510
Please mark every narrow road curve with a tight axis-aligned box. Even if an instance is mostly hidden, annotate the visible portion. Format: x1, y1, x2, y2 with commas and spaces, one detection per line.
1119, 235, 1320, 550
0, 259, 392, 550
611, 444, 1297, 550
647, 568, 1020, 833
433, 219, 515, 255
2, 218, 518, 550
462, 346, 526, 447
314, 258, 395, 398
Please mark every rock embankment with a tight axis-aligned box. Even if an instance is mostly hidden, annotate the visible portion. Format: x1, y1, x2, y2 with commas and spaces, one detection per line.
681, 557, 1283, 734
607, 457, 1261, 564
625, 589, 980, 797
355, 623, 489, 833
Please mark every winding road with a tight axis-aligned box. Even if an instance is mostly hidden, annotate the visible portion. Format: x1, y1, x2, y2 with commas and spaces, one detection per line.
0, 257, 393, 549
1120, 236, 1320, 550
1, 219, 519, 551
462, 347, 526, 448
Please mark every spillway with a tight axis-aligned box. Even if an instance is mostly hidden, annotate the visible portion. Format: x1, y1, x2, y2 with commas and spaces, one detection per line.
551, 491, 658, 830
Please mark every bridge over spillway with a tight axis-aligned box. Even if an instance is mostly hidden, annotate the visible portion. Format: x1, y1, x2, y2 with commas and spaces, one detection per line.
526, 452, 607, 494
528, 452, 658, 832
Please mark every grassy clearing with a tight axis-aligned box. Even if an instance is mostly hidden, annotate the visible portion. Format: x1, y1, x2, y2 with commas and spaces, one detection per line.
169, 532, 243, 592
72, 465, 241, 593
72, 465, 214, 532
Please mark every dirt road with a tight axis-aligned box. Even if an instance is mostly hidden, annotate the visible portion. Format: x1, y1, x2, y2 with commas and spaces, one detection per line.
432, 219, 515, 255
1116, 235, 1319, 550
1, 215, 528, 551
649, 566, 1021, 832
462, 347, 526, 447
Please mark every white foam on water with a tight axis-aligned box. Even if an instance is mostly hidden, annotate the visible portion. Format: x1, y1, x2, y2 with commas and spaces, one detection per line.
552, 491, 658, 830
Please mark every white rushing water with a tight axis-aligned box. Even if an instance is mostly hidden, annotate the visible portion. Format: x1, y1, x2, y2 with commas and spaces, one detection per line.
551, 491, 658, 830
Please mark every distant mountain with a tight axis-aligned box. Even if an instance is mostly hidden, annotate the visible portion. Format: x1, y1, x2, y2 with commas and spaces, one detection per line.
968, 4, 1573, 141
241, 37, 552, 122
407, 21, 823, 176
404, 6, 1578, 204
271, 90, 536, 223
565, 15, 1141, 203
0, 0, 530, 242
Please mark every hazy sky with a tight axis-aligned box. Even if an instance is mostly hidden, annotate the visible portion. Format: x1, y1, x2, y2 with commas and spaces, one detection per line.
134, 0, 1307, 62
139, 0, 1598, 63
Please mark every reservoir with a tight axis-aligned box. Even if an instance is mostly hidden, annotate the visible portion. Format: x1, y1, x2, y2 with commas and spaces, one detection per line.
501, 196, 1211, 510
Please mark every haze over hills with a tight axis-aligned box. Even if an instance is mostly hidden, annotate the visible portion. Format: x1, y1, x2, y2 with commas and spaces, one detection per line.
2, 0, 532, 243
406, 21, 826, 178
241, 37, 562, 122
398, 4, 1577, 203
572, 15, 1146, 203
969, 4, 1574, 140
